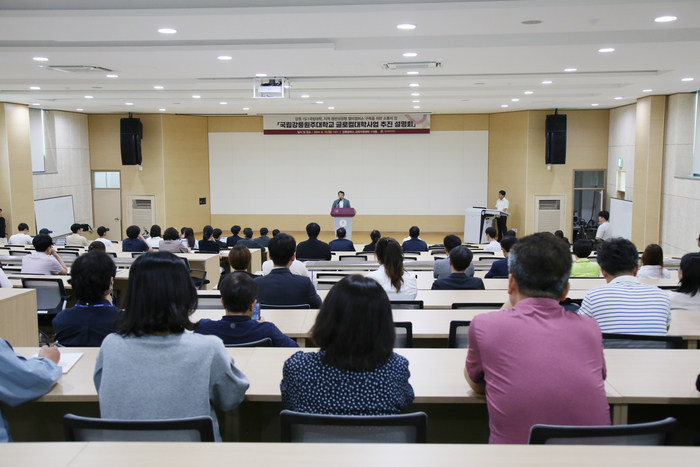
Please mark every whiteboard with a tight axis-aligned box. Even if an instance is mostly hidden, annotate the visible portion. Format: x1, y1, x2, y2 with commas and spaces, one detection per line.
34, 195, 75, 237
609, 198, 633, 241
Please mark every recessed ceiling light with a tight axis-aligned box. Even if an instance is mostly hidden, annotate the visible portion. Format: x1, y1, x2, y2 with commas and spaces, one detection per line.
217, 56, 232, 60
301, 95, 310, 98
524, 91, 534, 94
655, 16, 677, 22
591, 103, 599, 106
407, 71, 419, 75
159, 108, 166, 111
153, 86, 164, 89
412, 100, 420, 103
106, 74, 118, 78
31, 103, 40, 106
316, 101, 323, 104
255, 73, 267, 77
598, 48, 615, 53
403, 52, 417, 57
512, 98, 520, 102
409, 83, 420, 87
243, 107, 249, 110
33, 57, 48, 61
397, 24, 416, 30
643, 89, 653, 92
501, 104, 509, 108
328, 107, 335, 110
682, 77, 694, 81
192, 95, 201, 98
411, 93, 420, 96
220, 102, 227, 105
564, 68, 577, 72
522, 20, 542, 25
76, 108, 83, 111
125, 103, 133, 106
158, 28, 177, 34
29, 86, 40, 90
542, 80, 552, 84
413, 106, 420, 109
614, 97, 623, 100
84, 95, 93, 99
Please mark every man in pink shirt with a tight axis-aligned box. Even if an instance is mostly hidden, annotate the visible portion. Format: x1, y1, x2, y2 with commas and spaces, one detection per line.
465, 232, 609, 444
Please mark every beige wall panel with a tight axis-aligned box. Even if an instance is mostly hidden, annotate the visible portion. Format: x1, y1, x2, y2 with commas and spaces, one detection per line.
0, 106, 10, 233
3, 104, 35, 234
431, 115, 464, 131
208, 116, 264, 133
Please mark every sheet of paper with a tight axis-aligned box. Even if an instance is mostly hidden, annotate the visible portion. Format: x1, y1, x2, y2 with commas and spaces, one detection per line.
30, 352, 83, 374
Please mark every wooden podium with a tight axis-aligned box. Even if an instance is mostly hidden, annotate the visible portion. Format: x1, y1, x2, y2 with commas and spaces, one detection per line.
330, 208, 357, 240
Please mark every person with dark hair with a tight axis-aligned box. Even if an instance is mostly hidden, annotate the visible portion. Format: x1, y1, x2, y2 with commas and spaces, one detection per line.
484, 236, 518, 278
637, 244, 670, 279
159, 227, 189, 253
432, 246, 485, 290
122, 225, 151, 253
198, 225, 221, 253
402, 226, 428, 252
329, 227, 355, 252
296, 222, 331, 260
331, 190, 351, 209
0, 208, 6, 244
255, 233, 322, 308
94, 252, 249, 442
254, 227, 271, 247
212, 228, 228, 249
66, 223, 89, 247
578, 238, 671, 335
95, 226, 113, 247
495, 189, 509, 241
272, 229, 280, 237
8, 223, 31, 245
570, 239, 600, 277
366, 237, 417, 300
595, 210, 612, 242
21, 234, 67, 275
145, 224, 162, 249
236, 227, 265, 252
181, 227, 198, 250
228, 245, 257, 279
88, 241, 106, 252
506, 229, 517, 238
669, 253, 700, 310
226, 225, 242, 247
553, 230, 570, 244
465, 233, 610, 444
195, 272, 298, 347
281, 275, 413, 414
434, 234, 475, 279
52, 251, 120, 347
483, 226, 501, 252
362, 230, 381, 252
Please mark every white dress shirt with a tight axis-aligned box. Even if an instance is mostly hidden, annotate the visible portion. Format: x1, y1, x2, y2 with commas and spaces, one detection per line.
483, 240, 502, 252
95, 237, 114, 247
495, 198, 509, 212
8, 233, 32, 245
595, 222, 612, 241
366, 265, 418, 301
262, 259, 310, 277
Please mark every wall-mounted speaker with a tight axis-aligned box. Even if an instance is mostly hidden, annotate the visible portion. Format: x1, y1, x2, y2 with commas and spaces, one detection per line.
545, 113, 566, 165
120, 117, 143, 165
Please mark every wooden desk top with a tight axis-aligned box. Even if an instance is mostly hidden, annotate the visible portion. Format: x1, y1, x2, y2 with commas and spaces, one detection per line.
3, 442, 698, 467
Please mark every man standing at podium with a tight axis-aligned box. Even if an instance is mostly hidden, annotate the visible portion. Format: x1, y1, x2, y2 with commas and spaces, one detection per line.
495, 190, 509, 241
332, 191, 351, 209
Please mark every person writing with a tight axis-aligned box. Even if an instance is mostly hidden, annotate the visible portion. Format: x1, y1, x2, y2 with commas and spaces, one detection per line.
331, 191, 351, 208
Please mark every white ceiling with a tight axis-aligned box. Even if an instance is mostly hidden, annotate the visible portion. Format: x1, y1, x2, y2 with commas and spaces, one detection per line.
0, 0, 698, 115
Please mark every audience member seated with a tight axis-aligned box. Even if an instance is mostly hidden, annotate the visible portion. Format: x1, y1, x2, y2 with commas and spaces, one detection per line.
637, 244, 671, 279
122, 225, 152, 253
236, 227, 265, 252
52, 251, 121, 347
329, 227, 355, 252
362, 229, 381, 252
554, 230, 570, 244
145, 225, 162, 249
0, 268, 12, 288
20, 234, 67, 275
158, 227, 189, 253
94, 252, 249, 442
198, 225, 221, 253
226, 225, 242, 247
0, 339, 61, 442
434, 234, 474, 279
262, 258, 309, 277
570, 239, 600, 277
212, 228, 228, 250
506, 229, 517, 238
465, 233, 610, 444
66, 223, 89, 247
281, 275, 414, 414
366, 237, 418, 300
402, 226, 428, 252
181, 227, 198, 250
228, 245, 257, 279
95, 226, 113, 247
482, 227, 501, 252
254, 227, 271, 247
272, 229, 280, 237
484, 236, 518, 278
578, 238, 671, 335
432, 246, 485, 290
195, 272, 298, 347
8, 223, 32, 245
296, 222, 331, 260
668, 253, 700, 310
88, 241, 105, 252
255, 234, 322, 308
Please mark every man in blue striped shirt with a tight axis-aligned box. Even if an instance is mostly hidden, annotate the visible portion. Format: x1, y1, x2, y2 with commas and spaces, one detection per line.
578, 238, 670, 335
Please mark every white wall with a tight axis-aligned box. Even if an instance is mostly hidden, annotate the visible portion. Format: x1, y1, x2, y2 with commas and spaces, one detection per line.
607, 104, 636, 208
209, 131, 489, 216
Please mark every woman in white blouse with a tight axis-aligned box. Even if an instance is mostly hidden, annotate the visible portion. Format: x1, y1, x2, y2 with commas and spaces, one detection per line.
366, 237, 418, 301
668, 253, 700, 310
636, 244, 671, 279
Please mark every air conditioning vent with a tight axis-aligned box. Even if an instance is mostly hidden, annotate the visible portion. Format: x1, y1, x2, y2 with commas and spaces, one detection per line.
538, 200, 561, 211
534, 195, 566, 234
126, 195, 155, 233
47, 66, 114, 74
382, 61, 442, 70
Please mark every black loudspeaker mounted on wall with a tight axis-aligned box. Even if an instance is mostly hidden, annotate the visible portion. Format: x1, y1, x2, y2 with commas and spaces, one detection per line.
545, 111, 567, 165
120, 115, 143, 165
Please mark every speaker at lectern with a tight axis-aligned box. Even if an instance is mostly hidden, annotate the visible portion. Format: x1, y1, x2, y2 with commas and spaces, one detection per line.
330, 208, 357, 241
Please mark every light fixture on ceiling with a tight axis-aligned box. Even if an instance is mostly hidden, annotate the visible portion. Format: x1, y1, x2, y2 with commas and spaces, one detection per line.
159, 108, 166, 111
243, 107, 249, 110
106, 74, 118, 78
501, 104, 509, 107
192, 95, 201, 98
614, 97, 623, 100
521, 20, 542, 25
407, 71, 419, 75
255, 73, 267, 77
413, 106, 420, 109
524, 91, 534, 94
412, 100, 420, 103
591, 103, 599, 106
682, 77, 694, 81
220, 102, 227, 105
328, 107, 335, 110
598, 48, 615, 53
397, 24, 416, 30
655, 16, 677, 22
512, 98, 519, 101
33, 57, 48, 61
158, 28, 177, 34
154, 86, 164, 89
217, 56, 232, 60
643, 89, 652, 92
84, 95, 93, 98
76, 108, 83, 111
29, 86, 40, 90
316, 101, 323, 104
403, 52, 417, 57
301, 95, 310, 98
564, 68, 577, 72
542, 80, 552, 84
31, 103, 40, 106
125, 103, 133, 106
409, 83, 420, 87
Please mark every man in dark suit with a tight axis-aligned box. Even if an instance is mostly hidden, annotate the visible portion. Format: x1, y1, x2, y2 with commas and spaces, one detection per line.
329, 227, 355, 252
296, 222, 331, 260
254, 227, 271, 247
402, 226, 428, 252
432, 246, 485, 290
226, 225, 242, 247
255, 233, 322, 308
484, 236, 517, 278
237, 227, 265, 252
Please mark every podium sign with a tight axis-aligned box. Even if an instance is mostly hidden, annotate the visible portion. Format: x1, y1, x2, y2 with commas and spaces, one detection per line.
330, 208, 357, 241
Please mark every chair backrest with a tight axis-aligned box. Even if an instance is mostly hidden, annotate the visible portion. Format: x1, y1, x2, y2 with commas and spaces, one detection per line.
402, 256, 418, 261
197, 295, 222, 309
131, 252, 145, 258
528, 417, 677, 445
9, 249, 32, 256
189, 269, 209, 290
428, 244, 444, 251
601, 333, 683, 349
280, 410, 427, 443
391, 300, 423, 309
477, 256, 500, 263
452, 303, 502, 310
63, 414, 215, 442
339, 255, 367, 263
178, 257, 191, 270
105, 252, 118, 258
448, 320, 471, 348
316, 273, 352, 280
316, 282, 336, 290
57, 251, 80, 260
259, 303, 311, 310
224, 337, 273, 348
394, 321, 413, 348
430, 250, 446, 255
297, 258, 327, 262
478, 251, 495, 255
21, 278, 68, 313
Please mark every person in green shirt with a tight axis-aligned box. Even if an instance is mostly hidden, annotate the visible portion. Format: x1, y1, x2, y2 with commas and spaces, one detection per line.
570, 239, 601, 277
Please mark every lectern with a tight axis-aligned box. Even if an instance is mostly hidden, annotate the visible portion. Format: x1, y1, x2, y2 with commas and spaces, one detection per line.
464, 208, 509, 243
330, 208, 357, 241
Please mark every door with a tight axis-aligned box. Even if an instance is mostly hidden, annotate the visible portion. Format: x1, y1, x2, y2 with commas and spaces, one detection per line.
93, 189, 122, 240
